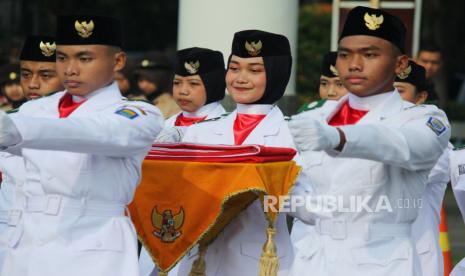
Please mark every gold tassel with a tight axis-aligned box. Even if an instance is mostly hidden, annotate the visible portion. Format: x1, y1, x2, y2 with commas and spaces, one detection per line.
189, 245, 207, 276
259, 226, 279, 276
158, 270, 168, 276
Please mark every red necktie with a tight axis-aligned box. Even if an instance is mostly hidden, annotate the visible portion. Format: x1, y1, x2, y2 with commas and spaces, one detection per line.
233, 113, 266, 145
174, 113, 207, 126
58, 93, 86, 118
328, 101, 368, 126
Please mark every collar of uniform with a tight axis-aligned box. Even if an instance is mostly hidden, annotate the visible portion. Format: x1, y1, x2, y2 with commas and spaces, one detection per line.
69, 82, 118, 102
71, 95, 86, 103
182, 101, 220, 118
65, 82, 123, 116
236, 103, 273, 115
356, 89, 405, 123
213, 105, 280, 138
348, 90, 395, 111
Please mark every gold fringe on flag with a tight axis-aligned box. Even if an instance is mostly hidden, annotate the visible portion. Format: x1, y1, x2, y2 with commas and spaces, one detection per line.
189, 244, 207, 276
259, 226, 279, 276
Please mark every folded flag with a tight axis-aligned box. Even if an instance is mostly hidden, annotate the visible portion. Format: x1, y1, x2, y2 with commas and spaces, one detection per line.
129, 143, 300, 275
146, 143, 297, 163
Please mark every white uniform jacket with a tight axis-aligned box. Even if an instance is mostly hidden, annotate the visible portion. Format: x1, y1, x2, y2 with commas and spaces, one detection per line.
291, 100, 338, 244
411, 145, 451, 276
449, 147, 465, 276
0, 151, 26, 271
176, 105, 295, 276
163, 101, 226, 128
290, 92, 450, 276
290, 100, 337, 245
0, 82, 164, 276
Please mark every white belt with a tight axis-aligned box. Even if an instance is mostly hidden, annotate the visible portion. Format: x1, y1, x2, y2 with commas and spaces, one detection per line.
314, 219, 411, 240
0, 209, 22, 226
24, 195, 126, 217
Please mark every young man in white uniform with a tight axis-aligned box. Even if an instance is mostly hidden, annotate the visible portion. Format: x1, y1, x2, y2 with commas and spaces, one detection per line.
289, 6, 450, 276
0, 14, 163, 276
0, 34, 64, 271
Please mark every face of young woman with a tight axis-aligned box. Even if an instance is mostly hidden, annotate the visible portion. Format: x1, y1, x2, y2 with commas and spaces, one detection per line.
172, 74, 207, 112
319, 76, 348, 100
226, 55, 266, 104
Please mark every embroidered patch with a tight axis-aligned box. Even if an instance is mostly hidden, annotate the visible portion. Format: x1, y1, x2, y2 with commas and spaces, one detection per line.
459, 164, 465, 175
132, 106, 147, 115
152, 206, 184, 243
115, 108, 139, 119
426, 117, 446, 136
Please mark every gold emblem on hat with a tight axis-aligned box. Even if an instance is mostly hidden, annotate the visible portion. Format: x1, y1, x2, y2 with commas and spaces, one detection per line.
330, 65, 339, 76
75, 20, 94, 38
364, 12, 384, 30
184, 60, 200, 74
245, 40, 262, 56
39, 41, 56, 57
397, 65, 412, 79
141, 59, 152, 67
9, 72, 17, 80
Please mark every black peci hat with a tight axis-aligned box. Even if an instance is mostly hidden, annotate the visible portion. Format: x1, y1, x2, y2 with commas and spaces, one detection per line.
56, 14, 122, 47
175, 47, 226, 104
339, 6, 406, 53
395, 60, 427, 92
20, 35, 57, 62
229, 29, 292, 104
0, 64, 20, 85
231, 30, 291, 58
320, 51, 339, 78
175, 47, 224, 76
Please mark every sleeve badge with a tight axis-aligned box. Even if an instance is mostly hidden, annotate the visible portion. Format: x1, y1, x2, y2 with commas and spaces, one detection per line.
115, 107, 139, 119
426, 117, 446, 136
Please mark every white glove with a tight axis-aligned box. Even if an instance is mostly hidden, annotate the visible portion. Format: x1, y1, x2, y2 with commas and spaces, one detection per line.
0, 110, 21, 148
289, 115, 340, 152
155, 126, 185, 143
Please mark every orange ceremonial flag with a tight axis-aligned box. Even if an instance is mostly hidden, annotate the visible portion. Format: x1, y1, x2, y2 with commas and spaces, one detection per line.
129, 144, 300, 274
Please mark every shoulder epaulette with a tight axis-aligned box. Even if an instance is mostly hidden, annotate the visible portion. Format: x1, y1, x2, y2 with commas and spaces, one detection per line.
194, 113, 229, 124
297, 99, 327, 113
6, 108, 18, 114
123, 98, 152, 105
403, 104, 427, 111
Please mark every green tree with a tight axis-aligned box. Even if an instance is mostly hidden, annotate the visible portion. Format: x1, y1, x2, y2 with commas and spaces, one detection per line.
296, 4, 331, 103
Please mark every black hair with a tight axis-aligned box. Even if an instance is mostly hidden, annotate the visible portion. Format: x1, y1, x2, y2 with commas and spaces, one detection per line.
418, 44, 443, 54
